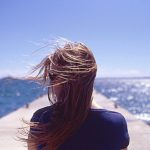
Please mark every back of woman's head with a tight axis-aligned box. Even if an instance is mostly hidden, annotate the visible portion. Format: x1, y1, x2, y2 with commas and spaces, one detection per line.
29, 41, 97, 149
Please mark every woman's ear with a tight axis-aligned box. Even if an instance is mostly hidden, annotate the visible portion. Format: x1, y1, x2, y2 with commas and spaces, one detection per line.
53, 84, 63, 100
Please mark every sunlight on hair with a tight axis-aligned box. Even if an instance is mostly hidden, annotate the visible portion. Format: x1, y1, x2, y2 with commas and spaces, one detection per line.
20, 38, 97, 149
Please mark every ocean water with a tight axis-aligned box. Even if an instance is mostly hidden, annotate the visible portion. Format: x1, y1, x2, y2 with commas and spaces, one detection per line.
0, 77, 150, 124
94, 77, 150, 124
0, 77, 46, 117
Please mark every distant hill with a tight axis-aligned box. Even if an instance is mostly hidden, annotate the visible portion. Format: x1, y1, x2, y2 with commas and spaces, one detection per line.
0, 77, 47, 117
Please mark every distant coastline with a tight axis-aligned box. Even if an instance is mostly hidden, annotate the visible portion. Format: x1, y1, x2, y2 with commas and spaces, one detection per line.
1, 75, 150, 80
98, 76, 150, 80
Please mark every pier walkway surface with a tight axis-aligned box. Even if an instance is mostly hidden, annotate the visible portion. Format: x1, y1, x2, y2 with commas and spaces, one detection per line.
0, 91, 150, 150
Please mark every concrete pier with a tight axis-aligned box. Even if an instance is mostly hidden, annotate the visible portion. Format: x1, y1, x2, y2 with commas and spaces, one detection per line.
0, 91, 150, 150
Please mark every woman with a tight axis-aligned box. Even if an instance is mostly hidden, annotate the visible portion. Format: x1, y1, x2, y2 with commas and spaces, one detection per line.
27, 41, 129, 150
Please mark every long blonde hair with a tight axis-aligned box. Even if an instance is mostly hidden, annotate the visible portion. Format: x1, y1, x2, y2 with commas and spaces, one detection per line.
26, 41, 97, 149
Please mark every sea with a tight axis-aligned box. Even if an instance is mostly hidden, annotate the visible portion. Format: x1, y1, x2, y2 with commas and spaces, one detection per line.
94, 77, 150, 124
0, 77, 46, 118
0, 77, 150, 125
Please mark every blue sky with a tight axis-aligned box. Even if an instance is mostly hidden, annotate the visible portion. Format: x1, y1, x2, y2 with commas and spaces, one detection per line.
0, 0, 150, 78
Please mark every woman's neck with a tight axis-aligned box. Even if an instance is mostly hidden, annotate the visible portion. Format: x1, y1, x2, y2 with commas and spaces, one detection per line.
91, 100, 103, 109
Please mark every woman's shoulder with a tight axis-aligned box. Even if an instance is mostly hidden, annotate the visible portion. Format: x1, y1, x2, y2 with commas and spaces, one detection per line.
91, 101, 127, 124
90, 109, 129, 148
90, 108, 127, 126
30, 105, 53, 122
90, 108, 125, 116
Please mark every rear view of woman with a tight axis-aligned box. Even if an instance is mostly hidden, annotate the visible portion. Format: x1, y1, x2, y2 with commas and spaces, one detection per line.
27, 41, 129, 150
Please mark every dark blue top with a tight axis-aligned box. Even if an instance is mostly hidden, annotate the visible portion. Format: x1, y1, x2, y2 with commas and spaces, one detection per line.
31, 105, 130, 150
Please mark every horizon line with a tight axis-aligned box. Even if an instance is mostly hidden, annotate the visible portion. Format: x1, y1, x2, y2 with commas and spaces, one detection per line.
1, 75, 150, 80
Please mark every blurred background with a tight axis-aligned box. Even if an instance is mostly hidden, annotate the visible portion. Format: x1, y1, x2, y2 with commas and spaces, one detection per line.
0, 0, 150, 129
